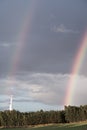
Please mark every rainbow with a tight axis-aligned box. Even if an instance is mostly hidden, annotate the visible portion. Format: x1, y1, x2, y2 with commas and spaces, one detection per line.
65, 31, 87, 106
7, 1, 38, 95
10, 1, 37, 76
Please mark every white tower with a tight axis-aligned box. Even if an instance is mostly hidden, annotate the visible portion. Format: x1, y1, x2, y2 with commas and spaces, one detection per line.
9, 95, 13, 111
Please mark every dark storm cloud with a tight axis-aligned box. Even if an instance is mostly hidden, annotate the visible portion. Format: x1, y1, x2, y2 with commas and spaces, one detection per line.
0, 0, 87, 75
0, 0, 31, 42
13, 0, 87, 74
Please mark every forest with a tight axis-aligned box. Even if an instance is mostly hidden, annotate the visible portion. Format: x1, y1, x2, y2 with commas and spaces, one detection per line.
0, 105, 87, 127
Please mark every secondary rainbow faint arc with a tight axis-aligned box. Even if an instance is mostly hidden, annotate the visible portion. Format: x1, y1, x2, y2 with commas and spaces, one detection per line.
65, 31, 87, 106
7, 1, 37, 95
10, 1, 37, 76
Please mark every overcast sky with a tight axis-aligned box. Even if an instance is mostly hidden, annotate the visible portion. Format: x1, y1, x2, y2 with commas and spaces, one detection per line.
0, 0, 87, 112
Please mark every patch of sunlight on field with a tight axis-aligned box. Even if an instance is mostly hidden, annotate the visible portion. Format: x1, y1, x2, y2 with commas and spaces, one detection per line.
1, 122, 87, 130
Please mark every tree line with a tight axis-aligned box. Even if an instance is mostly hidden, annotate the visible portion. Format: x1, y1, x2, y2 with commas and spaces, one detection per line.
0, 105, 87, 127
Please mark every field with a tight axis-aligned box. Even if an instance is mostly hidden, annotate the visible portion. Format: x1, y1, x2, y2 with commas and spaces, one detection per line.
1, 122, 87, 130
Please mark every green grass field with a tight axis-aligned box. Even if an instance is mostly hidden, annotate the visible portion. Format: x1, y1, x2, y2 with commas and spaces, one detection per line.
1, 122, 87, 130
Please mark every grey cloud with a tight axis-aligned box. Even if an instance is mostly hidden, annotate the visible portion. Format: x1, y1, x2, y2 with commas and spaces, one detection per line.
0, 99, 9, 103
0, 43, 11, 47
0, 73, 68, 105
0, 106, 8, 111
71, 75, 87, 106
51, 24, 79, 34
13, 98, 39, 103
11, 73, 87, 106
0, 73, 87, 109
0, 73, 69, 106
